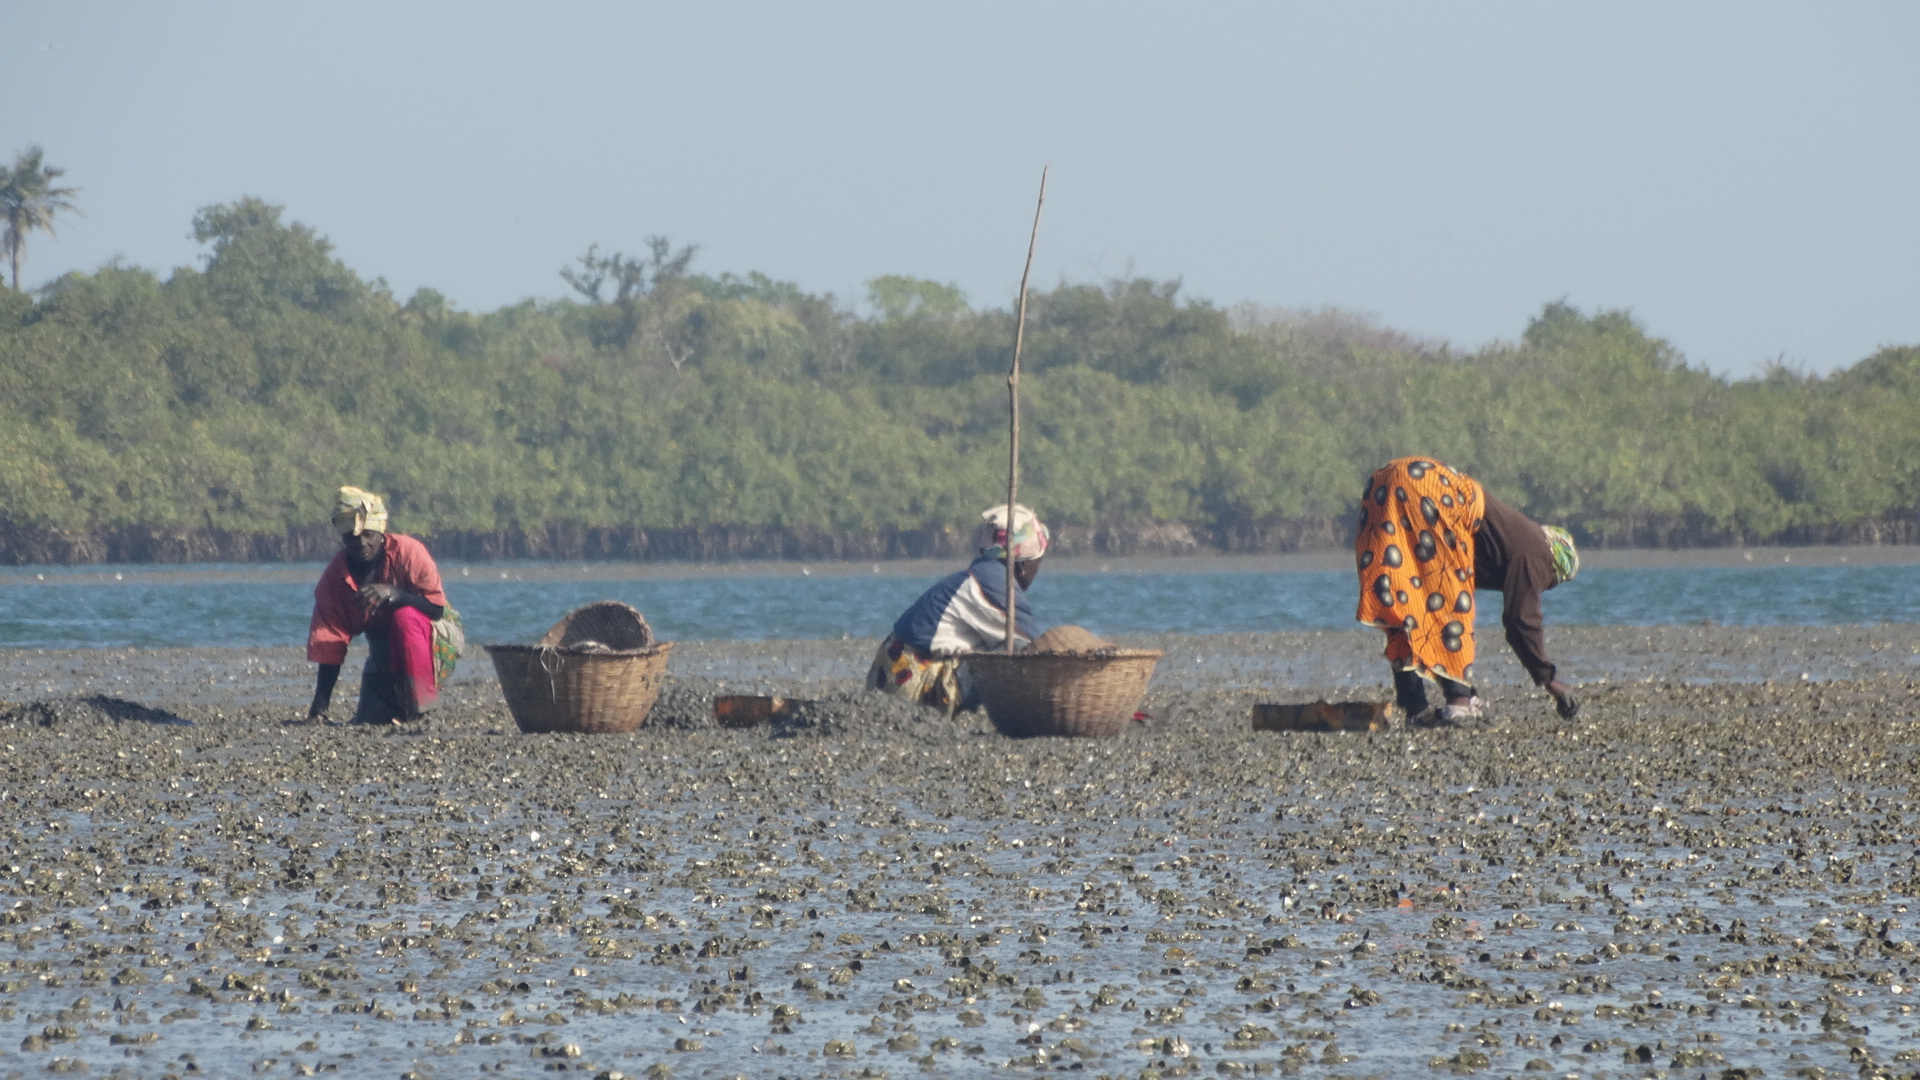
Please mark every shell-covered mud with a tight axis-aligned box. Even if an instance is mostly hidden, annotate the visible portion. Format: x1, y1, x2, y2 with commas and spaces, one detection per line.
3, 627, 1920, 1080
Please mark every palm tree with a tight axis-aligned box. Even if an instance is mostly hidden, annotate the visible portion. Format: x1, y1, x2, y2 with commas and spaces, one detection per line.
1, 146, 81, 291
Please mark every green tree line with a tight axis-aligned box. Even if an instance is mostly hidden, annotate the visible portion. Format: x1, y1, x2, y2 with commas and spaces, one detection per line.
2, 197, 1916, 561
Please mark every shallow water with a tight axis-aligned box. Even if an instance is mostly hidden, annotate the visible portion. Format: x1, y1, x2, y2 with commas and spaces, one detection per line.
3, 561, 1920, 650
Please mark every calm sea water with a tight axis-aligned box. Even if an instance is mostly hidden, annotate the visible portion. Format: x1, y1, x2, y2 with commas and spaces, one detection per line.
1, 560, 1917, 650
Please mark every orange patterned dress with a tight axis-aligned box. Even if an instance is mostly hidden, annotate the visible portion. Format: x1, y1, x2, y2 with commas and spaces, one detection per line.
1354, 457, 1484, 682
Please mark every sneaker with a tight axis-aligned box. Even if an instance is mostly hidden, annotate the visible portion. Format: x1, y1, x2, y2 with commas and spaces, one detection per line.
1437, 697, 1486, 723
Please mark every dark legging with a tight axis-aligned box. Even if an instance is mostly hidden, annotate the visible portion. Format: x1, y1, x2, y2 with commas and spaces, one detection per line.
1393, 667, 1474, 717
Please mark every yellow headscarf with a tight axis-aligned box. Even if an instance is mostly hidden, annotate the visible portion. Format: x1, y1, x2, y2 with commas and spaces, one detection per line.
331, 486, 389, 536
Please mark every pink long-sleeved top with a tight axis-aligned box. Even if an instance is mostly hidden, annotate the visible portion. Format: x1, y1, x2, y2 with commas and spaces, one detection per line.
306, 532, 447, 665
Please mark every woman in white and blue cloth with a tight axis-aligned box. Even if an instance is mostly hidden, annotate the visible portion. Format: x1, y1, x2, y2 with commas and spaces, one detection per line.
866, 504, 1050, 712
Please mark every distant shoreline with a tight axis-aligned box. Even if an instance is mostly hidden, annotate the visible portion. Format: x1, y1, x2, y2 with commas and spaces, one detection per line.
2, 542, 1914, 587
6, 509, 1916, 570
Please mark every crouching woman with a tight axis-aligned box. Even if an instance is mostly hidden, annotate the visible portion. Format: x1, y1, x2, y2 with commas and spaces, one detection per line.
867, 503, 1049, 713
303, 487, 454, 725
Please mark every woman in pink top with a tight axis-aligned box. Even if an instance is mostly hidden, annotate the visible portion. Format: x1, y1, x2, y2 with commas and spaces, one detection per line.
303, 487, 449, 725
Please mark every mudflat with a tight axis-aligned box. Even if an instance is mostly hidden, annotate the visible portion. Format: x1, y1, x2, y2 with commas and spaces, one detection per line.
3, 626, 1919, 1078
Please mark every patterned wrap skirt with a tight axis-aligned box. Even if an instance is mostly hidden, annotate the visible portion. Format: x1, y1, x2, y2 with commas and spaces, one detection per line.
866, 634, 967, 713
1354, 457, 1484, 683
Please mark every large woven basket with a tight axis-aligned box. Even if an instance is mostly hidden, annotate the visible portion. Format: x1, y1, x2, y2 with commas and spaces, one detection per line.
485, 602, 671, 734
962, 649, 1163, 738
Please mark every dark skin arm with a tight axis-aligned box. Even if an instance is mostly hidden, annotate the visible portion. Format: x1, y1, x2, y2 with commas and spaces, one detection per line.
1496, 587, 1579, 718
358, 581, 444, 620
1545, 680, 1579, 719
1504, 571, 1577, 718
1441, 672, 1577, 719
306, 663, 341, 721
1446, 637, 1576, 716
1464, 493, 1579, 720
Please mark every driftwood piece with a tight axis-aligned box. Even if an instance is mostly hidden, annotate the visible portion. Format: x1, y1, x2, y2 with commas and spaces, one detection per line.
1250, 700, 1401, 733
712, 695, 811, 729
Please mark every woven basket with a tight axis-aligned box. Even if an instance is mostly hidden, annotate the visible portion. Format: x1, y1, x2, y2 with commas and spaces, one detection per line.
486, 642, 673, 734
962, 649, 1163, 738
485, 602, 669, 734
539, 600, 653, 650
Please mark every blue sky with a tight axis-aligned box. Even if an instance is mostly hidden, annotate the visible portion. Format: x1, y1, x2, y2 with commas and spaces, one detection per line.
7, 2, 1915, 375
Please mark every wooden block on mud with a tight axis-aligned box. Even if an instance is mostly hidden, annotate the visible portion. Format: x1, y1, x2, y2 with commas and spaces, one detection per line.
713, 695, 807, 729
1250, 700, 1400, 733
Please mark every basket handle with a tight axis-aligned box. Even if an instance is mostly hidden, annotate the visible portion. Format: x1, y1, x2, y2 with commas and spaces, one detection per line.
538, 646, 565, 701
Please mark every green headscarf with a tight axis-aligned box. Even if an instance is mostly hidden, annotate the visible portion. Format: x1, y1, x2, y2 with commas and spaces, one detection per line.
1542, 525, 1579, 585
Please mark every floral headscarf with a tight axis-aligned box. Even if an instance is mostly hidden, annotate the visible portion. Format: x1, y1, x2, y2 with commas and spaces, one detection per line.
1542, 525, 1579, 585
979, 503, 1050, 563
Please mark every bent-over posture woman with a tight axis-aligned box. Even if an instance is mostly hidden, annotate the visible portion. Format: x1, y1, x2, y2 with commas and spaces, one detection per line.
1355, 457, 1580, 724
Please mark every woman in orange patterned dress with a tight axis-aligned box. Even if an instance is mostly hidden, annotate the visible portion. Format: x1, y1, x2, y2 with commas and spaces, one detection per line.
1355, 457, 1582, 724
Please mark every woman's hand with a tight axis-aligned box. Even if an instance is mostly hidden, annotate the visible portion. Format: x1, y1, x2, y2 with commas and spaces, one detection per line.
1546, 679, 1579, 720
357, 582, 441, 621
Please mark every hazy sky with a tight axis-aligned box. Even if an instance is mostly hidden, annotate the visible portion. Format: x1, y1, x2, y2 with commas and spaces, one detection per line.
8, 2, 1915, 375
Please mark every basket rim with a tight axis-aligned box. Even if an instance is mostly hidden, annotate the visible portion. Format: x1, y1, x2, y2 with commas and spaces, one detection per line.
963, 648, 1163, 662
484, 641, 673, 658
540, 600, 654, 649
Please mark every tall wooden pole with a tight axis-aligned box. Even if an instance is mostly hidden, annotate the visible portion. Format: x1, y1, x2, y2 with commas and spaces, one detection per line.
1005, 166, 1048, 655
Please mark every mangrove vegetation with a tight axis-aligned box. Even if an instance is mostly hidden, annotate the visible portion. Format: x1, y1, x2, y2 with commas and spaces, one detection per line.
2, 198, 1915, 563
